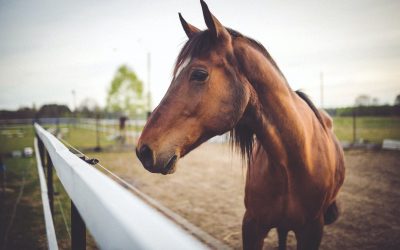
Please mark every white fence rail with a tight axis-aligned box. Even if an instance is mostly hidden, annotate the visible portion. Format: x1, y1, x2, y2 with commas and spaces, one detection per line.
34, 123, 206, 249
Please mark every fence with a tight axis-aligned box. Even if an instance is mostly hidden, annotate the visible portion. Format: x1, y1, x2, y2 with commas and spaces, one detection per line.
34, 123, 206, 249
0, 117, 230, 146
0, 117, 146, 127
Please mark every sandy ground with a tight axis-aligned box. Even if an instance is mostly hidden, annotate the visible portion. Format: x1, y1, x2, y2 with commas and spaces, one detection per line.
93, 144, 400, 250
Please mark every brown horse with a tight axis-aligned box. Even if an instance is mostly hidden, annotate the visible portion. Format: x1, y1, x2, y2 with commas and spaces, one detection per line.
136, 1, 345, 249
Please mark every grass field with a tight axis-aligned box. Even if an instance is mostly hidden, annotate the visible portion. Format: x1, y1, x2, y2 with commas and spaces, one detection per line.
333, 116, 400, 143
58, 126, 117, 149
0, 156, 46, 249
0, 125, 99, 249
0, 124, 47, 249
0, 125, 36, 153
0, 124, 117, 153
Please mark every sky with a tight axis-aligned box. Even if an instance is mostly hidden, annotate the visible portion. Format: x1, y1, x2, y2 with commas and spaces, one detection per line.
0, 0, 399, 111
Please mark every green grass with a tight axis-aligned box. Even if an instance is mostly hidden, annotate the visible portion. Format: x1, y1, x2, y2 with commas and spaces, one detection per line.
333, 116, 400, 143
45, 124, 138, 150
0, 125, 60, 248
0, 154, 46, 249
0, 123, 132, 153
59, 126, 116, 149
0, 125, 114, 153
0, 125, 35, 153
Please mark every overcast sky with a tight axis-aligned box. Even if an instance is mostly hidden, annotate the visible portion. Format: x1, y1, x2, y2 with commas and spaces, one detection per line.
0, 0, 399, 111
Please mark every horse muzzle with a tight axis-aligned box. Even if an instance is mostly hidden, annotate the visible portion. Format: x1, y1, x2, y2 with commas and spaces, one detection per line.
136, 144, 179, 175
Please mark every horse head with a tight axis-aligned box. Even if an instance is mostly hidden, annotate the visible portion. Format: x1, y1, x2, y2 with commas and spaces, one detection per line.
136, 0, 253, 174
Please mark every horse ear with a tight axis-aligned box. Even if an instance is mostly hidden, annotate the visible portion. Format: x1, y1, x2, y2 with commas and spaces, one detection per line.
200, 0, 229, 40
179, 13, 200, 39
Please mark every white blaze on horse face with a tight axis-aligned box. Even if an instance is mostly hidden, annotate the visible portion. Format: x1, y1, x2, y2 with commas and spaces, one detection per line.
174, 57, 191, 80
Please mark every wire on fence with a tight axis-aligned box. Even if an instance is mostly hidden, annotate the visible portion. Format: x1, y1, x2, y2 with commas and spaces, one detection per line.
36, 123, 207, 250
57, 136, 231, 250
53, 182, 71, 239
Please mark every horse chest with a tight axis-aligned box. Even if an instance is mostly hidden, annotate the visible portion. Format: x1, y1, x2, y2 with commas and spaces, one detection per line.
244, 166, 288, 224
244, 163, 328, 227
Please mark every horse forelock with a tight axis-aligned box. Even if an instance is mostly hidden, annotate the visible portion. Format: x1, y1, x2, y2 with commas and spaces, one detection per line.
173, 30, 214, 78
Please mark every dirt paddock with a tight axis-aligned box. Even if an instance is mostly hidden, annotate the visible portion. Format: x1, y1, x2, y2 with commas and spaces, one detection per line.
94, 143, 400, 250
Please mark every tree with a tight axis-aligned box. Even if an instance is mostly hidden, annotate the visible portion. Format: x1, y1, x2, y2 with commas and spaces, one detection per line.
37, 104, 71, 118
371, 97, 379, 106
77, 98, 100, 117
395, 94, 400, 106
354, 95, 371, 107
0, 107, 36, 119
106, 65, 146, 116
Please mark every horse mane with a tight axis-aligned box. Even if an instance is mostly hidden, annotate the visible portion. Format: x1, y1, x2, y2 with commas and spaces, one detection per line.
295, 90, 326, 129
174, 28, 325, 162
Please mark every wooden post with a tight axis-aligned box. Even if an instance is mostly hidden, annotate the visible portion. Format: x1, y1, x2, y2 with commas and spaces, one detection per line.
352, 109, 357, 143
56, 117, 60, 136
37, 135, 45, 169
94, 114, 101, 152
46, 152, 54, 215
71, 201, 86, 250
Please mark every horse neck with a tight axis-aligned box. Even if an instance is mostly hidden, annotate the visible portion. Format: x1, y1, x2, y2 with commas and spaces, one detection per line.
235, 41, 312, 167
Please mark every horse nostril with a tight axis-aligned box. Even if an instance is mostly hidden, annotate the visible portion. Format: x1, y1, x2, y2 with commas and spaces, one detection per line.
137, 144, 154, 169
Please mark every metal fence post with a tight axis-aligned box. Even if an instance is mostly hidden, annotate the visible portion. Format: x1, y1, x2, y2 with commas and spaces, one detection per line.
46, 152, 54, 215
71, 201, 86, 250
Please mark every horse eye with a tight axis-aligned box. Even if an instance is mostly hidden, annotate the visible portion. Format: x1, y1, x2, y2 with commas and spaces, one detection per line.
190, 70, 208, 82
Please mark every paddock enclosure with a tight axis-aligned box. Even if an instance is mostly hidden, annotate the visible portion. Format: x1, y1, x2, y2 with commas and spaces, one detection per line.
93, 143, 400, 250
1, 122, 399, 249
